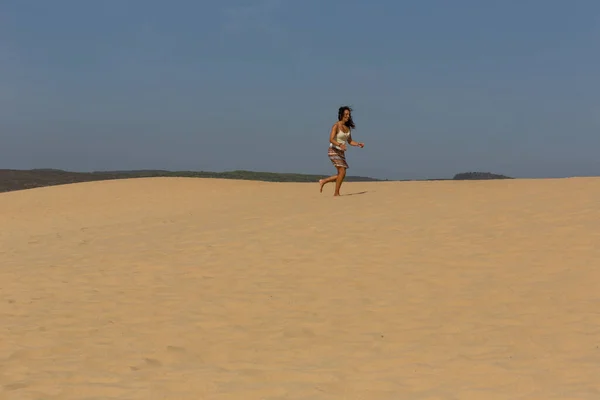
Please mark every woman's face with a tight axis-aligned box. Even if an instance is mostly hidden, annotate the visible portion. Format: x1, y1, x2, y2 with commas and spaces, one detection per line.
342, 109, 351, 122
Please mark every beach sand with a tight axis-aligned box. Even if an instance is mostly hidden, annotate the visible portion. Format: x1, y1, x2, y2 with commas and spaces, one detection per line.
1, 177, 599, 399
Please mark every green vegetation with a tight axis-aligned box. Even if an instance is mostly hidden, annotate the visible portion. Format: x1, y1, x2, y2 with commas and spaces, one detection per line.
453, 172, 513, 180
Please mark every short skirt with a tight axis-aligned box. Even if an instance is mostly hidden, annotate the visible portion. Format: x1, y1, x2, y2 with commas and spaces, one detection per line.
328, 146, 348, 169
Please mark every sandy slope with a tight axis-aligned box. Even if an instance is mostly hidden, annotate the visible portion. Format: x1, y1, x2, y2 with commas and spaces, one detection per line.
1, 177, 600, 400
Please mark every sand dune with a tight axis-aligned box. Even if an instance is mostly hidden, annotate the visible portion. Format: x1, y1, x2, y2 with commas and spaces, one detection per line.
1, 177, 600, 399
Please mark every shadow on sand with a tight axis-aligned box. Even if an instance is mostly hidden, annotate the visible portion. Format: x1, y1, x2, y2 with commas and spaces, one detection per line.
341, 191, 368, 196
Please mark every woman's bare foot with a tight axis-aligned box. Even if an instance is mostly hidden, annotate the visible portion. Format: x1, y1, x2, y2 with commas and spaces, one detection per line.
319, 175, 339, 193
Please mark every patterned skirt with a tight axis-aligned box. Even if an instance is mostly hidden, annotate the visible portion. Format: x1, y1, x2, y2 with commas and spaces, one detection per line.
328, 146, 349, 169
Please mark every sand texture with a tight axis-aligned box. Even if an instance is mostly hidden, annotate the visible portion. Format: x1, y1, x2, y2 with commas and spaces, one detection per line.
1, 177, 600, 399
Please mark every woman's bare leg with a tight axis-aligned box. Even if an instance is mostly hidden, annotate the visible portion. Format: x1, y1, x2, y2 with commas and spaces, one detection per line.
319, 174, 338, 192
333, 166, 346, 196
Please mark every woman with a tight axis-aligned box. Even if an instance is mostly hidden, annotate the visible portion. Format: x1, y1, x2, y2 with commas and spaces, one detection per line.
319, 106, 365, 196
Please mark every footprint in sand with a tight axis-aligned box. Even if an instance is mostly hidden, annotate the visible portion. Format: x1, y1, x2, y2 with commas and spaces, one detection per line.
3, 381, 31, 391
129, 346, 203, 372
129, 358, 163, 371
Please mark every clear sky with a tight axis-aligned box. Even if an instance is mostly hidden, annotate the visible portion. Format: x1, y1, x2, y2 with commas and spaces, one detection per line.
2, 0, 599, 180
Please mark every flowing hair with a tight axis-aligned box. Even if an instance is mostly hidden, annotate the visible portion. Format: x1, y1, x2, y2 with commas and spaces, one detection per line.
338, 106, 356, 129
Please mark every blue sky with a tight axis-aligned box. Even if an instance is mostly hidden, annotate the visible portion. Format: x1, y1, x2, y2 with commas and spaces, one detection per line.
2, 0, 599, 180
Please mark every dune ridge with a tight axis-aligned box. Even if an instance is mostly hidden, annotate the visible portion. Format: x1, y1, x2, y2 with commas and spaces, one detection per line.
2, 177, 600, 399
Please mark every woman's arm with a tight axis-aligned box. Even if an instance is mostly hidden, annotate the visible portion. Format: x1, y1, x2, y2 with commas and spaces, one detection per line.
347, 132, 365, 148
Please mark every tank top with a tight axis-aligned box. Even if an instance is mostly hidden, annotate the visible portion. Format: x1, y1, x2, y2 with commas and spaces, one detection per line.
330, 128, 350, 148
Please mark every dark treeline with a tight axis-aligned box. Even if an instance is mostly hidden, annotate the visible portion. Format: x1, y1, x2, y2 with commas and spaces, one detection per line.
452, 172, 513, 180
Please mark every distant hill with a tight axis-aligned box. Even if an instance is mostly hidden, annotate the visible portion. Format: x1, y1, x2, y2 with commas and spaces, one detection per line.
453, 172, 513, 180
0, 169, 517, 194
0, 169, 383, 193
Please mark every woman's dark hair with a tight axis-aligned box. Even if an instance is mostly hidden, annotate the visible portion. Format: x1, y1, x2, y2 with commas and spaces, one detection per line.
338, 106, 356, 129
